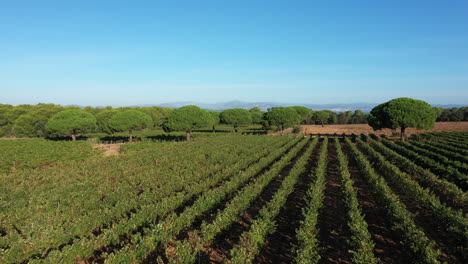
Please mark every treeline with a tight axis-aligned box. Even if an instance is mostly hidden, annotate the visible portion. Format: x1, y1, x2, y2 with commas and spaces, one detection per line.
434, 107, 468, 122
0, 104, 172, 138
0, 104, 369, 139
1, 103, 465, 139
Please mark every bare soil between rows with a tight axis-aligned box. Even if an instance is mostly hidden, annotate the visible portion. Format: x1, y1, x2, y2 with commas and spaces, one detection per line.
343, 142, 413, 264
253, 139, 322, 264
270, 122, 468, 137
316, 141, 352, 264
198, 139, 313, 263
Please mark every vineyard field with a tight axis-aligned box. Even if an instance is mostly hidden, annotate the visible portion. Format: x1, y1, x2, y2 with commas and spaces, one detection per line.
0, 132, 467, 264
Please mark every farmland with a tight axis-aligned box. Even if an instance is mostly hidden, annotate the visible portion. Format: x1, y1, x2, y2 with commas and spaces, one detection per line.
0, 132, 467, 264
295, 122, 468, 137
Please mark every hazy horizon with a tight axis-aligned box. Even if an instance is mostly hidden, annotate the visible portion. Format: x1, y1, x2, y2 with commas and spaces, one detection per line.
1, 100, 465, 110
1, 1, 467, 106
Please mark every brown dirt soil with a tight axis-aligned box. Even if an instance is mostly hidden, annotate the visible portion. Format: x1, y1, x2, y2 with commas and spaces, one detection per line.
253, 139, 322, 264
93, 143, 123, 156
296, 122, 468, 137
343, 142, 413, 263
363, 149, 465, 263
316, 142, 352, 264
197, 139, 312, 263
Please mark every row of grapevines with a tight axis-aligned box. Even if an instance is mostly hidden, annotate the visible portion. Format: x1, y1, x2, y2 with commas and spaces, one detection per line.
356, 138, 467, 254
168, 137, 320, 263
1, 136, 292, 263
381, 139, 468, 190
334, 138, 377, 264
396, 141, 468, 174
293, 138, 328, 264
425, 132, 468, 144
345, 138, 441, 264
229, 138, 325, 264
30, 136, 301, 264
0, 139, 96, 173
409, 140, 468, 163
1, 138, 257, 260
366, 137, 467, 211
411, 134, 468, 156
101, 137, 311, 263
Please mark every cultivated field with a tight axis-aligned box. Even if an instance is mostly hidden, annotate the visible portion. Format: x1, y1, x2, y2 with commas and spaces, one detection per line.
0, 132, 467, 264
298, 122, 468, 137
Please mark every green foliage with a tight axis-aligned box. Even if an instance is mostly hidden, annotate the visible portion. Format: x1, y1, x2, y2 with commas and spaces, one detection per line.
0, 135, 293, 263
4, 105, 32, 125
13, 114, 36, 137
436, 106, 468, 121
0, 104, 14, 126
249, 107, 262, 113
334, 138, 377, 264
250, 111, 264, 124
314, 110, 330, 125
83, 106, 101, 115
0, 139, 95, 173
28, 104, 64, 136
292, 126, 301, 133
346, 138, 441, 263
1, 132, 467, 263
356, 138, 467, 255
231, 137, 316, 264
108, 110, 152, 133
289, 106, 313, 124
208, 111, 220, 125
266, 107, 300, 134
382, 139, 468, 190
96, 109, 120, 133
220, 108, 252, 132
164, 105, 212, 132
45, 109, 97, 139
135, 106, 173, 127
294, 138, 328, 264
0, 104, 64, 137
368, 97, 437, 131
88, 136, 300, 264
368, 137, 467, 210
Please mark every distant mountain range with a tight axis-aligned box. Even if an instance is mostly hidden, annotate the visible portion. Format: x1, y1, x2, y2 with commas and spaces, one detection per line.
149, 101, 466, 112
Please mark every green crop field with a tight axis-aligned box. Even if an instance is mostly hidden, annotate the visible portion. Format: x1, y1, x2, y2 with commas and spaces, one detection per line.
0, 132, 467, 264
0, 139, 97, 174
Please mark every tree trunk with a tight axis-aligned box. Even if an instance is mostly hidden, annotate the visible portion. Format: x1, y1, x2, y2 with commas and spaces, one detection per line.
400, 127, 407, 142
186, 129, 191, 141
212, 125, 216, 133
321, 120, 324, 127
71, 134, 76, 141
234, 124, 238, 133
280, 125, 284, 136
129, 130, 133, 143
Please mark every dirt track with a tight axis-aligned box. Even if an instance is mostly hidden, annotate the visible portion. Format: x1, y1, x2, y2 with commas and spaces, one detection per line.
93, 143, 123, 156
285, 122, 468, 137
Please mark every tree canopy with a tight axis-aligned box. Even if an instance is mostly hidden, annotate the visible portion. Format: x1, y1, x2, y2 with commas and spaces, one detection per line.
266, 107, 300, 135
314, 110, 331, 127
249, 107, 264, 124
368, 97, 437, 141
164, 105, 213, 140
96, 109, 120, 134
208, 111, 221, 132
45, 109, 97, 141
108, 110, 152, 142
289, 106, 313, 124
220, 108, 252, 132
13, 114, 36, 137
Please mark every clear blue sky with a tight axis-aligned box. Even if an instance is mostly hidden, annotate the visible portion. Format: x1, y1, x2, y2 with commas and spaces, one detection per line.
1, 0, 467, 106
